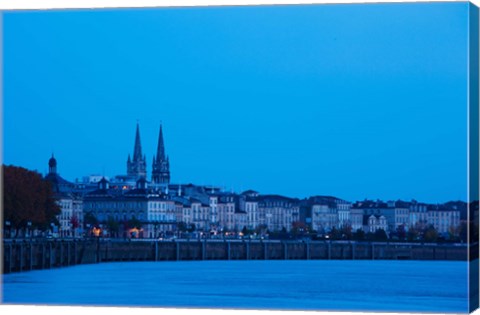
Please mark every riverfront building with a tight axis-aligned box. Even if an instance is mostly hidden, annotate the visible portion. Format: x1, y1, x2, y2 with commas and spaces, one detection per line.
256, 195, 300, 233
308, 196, 351, 233
45, 154, 83, 237
427, 204, 461, 234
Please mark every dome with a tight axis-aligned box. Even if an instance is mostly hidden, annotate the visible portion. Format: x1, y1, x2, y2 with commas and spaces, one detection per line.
48, 155, 57, 168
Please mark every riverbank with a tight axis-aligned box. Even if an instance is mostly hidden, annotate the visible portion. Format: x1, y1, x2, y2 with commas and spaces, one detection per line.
2, 238, 474, 274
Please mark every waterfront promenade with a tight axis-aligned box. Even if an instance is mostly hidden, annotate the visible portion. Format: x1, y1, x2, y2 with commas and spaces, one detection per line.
2, 238, 474, 274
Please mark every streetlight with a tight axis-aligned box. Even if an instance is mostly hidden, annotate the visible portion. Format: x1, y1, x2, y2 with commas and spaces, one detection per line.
50, 222, 55, 238
154, 221, 159, 239
27, 221, 32, 239
86, 224, 91, 238
4, 221, 11, 239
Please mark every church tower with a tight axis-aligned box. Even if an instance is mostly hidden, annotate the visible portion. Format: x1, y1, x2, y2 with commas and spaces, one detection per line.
127, 123, 147, 179
152, 124, 170, 184
48, 154, 57, 174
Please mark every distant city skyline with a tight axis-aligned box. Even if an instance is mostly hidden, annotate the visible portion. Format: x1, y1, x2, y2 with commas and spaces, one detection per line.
4, 3, 469, 203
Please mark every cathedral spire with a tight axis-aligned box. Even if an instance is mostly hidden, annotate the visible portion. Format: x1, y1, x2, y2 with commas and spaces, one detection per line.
133, 122, 143, 161
127, 122, 147, 179
152, 123, 170, 185
156, 124, 166, 161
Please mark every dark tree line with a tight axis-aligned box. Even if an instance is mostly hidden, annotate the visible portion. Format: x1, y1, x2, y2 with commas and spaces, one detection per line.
3, 165, 60, 231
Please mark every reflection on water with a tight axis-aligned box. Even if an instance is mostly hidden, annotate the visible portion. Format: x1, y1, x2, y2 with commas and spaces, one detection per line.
2, 260, 469, 313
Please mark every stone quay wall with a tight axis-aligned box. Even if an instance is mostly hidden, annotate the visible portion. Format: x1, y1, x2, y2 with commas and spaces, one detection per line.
2, 239, 472, 274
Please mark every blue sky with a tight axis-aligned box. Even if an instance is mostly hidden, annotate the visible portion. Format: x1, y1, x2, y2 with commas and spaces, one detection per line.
3, 3, 469, 202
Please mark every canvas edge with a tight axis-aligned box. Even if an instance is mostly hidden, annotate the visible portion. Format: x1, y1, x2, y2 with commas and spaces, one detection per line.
0, 9, 5, 304
0, 2, 477, 315
469, 1, 480, 313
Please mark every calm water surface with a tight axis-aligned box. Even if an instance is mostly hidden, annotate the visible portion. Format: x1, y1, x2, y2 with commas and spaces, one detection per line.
1, 260, 469, 312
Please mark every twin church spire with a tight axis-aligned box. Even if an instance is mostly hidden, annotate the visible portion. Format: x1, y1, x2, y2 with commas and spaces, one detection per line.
152, 125, 170, 184
127, 123, 170, 184
132, 123, 144, 163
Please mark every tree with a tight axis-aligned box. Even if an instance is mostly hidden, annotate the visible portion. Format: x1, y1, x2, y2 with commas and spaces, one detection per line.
177, 221, 188, 232
447, 225, 458, 241
241, 226, 248, 235
187, 223, 196, 233
458, 221, 468, 243
106, 216, 120, 237
329, 227, 342, 240
353, 229, 365, 241
341, 225, 353, 240
128, 216, 142, 229
71, 215, 80, 229
424, 225, 438, 243
373, 229, 388, 241
407, 225, 419, 242
291, 221, 307, 237
70, 215, 80, 237
396, 224, 406, 241
365, 232, 374, 241
84, 211, 98, 227
255, 224, 268, 235
3, 165, 61, 231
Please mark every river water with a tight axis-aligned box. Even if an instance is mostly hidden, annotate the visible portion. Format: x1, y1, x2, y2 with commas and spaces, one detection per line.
1, 260, 469, 313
